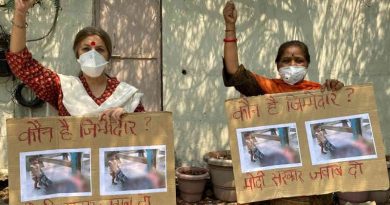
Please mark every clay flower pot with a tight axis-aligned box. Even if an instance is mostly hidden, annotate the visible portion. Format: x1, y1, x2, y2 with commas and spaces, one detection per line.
204, 150, 237, 202
176, 166, 209, 203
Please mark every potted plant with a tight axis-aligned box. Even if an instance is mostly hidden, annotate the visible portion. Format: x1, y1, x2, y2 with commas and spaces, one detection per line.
203, 150, 237, 202
176, 166, 209, 203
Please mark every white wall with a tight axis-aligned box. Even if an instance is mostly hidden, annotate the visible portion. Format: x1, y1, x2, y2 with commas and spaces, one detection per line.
162, 0, 390, 166
0, 0, 93, 173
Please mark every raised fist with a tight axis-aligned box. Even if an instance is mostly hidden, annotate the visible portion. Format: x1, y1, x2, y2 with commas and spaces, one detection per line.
14, 0, 36, 14
223, 1, 237, 26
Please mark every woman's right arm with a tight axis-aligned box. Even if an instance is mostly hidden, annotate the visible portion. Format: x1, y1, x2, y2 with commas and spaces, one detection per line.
223, 1, 239, 75
9, 0, 35, 52
7, 0, 61, 107
222, 1, 263, 96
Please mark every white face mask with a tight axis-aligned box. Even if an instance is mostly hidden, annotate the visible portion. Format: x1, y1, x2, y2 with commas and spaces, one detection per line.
77, 49, 108, 78
278, 66, 307, 85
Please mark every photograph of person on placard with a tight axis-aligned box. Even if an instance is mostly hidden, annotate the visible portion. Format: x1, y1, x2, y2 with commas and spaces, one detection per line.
99, 145, 167, 195
306, 113, 377, 165
20, 149, 92, 202
236, 123, 302, 173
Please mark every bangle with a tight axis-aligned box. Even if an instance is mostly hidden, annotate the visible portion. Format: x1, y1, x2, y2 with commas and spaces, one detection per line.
11, 19, 28, 29
223, 38, 237, 43
225, 29, 235, 32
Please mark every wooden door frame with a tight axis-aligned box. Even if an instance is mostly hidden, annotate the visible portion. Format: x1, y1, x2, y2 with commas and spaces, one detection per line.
92, 0, 164, 111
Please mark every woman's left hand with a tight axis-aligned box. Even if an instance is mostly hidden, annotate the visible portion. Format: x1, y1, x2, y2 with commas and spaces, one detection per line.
321, 79, 344, 92
99, 107, 126, 122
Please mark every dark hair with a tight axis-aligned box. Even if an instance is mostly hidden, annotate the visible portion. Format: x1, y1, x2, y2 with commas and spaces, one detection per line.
275, 40, 310, 64
107, 151, 119, 159
244, 132, 252, 138
73, 26, 112, 59
28, 156, 39, 163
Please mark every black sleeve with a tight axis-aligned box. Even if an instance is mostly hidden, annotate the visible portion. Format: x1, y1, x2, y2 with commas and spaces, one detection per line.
222, 57, 264, 96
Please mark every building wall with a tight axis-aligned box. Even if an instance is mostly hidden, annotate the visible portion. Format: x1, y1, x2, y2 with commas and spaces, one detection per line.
162, 0, 390, 166
0, 0, 93, 173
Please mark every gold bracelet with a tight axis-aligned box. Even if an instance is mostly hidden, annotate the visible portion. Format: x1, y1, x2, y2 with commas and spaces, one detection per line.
11, 19, 28, 29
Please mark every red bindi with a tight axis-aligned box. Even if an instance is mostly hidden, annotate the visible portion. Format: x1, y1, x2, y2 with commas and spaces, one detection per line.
90, 41, 96, 47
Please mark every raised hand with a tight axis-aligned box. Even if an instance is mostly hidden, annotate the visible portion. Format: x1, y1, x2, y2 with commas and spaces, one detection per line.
15, 0, 36, 14
223, 1, 237, 26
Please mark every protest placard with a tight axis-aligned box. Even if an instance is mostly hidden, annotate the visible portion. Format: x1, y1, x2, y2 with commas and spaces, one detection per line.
7, 112, 175, 205
225, 84, 388, 203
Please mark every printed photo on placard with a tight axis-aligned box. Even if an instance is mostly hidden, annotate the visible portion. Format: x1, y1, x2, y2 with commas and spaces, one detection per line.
99, 145, 167, 195
305, 113, 377, 165
236, 123, 302, 173
19, 149, 92, 202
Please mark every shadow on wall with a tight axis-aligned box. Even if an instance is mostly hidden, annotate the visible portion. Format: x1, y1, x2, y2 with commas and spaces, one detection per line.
162, 0, 390, 165
97, 0, 162, 111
